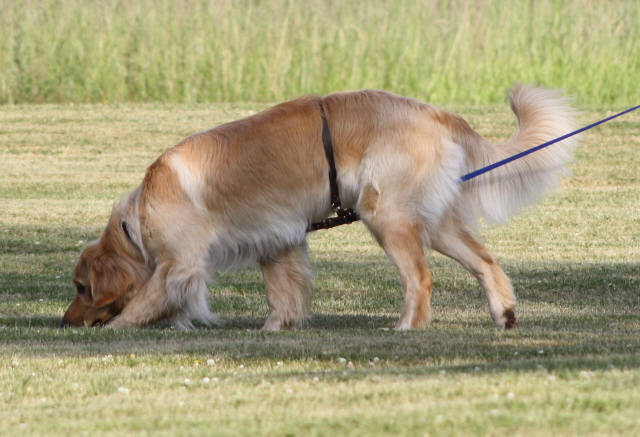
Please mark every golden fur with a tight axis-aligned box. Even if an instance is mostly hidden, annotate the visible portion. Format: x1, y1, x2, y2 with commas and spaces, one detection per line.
61, 85, 578, 330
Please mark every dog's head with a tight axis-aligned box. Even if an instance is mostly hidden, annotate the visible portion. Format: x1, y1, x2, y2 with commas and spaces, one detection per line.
60, 202, 151, 328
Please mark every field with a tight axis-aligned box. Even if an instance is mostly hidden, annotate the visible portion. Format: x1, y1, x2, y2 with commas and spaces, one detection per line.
1, 0, 640, 434
2, 0, 640, 105
1, 99, 639, 436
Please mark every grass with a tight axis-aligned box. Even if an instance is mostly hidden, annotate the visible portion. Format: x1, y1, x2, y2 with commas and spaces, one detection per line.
1, 101, 639, 436
2, 0, 640, 105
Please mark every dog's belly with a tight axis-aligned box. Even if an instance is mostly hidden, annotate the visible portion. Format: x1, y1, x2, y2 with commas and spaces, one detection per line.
204, 214, 309, 271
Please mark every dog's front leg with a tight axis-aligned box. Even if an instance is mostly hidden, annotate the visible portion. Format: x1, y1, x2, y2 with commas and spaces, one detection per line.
108, 265, 170, 328
259, 242, 313, 330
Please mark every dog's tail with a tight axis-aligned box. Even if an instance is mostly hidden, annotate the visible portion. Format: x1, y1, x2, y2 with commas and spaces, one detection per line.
457, 84, 579, 225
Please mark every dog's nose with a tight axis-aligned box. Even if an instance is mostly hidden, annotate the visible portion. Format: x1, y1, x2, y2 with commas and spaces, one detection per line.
59, 317, 71, 328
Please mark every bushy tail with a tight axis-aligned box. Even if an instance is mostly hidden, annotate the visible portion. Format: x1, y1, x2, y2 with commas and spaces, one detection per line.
459, 84, 579, 225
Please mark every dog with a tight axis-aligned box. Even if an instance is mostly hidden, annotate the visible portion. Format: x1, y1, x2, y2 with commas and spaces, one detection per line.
60, 84, 577, 330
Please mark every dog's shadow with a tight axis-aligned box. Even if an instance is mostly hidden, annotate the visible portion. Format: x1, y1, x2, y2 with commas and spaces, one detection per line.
217, 314, 396, 330
0, 314, 396, 331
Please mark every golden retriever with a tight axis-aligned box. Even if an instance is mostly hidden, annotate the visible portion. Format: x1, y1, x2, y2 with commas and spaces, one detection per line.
60, 85, 577, 330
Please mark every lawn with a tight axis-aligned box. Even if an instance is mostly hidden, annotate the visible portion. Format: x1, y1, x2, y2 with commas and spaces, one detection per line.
0, 101, 639, 436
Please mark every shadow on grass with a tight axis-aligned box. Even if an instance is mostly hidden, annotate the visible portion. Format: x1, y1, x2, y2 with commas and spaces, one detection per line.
0, 311, 638, 375
0, 313, 396, 330
1, 259, 638, 377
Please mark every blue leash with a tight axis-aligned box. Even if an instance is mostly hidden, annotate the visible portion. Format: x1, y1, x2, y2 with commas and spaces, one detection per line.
460, 104, 640, 182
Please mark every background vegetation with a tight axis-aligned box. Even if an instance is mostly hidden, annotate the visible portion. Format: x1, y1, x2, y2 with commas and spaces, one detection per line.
1, 0, 639, 105
1, 101, 639, 435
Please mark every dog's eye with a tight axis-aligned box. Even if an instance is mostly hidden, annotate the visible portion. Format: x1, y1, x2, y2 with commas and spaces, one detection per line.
76, 283, 86, 295
121, 221, 132, 241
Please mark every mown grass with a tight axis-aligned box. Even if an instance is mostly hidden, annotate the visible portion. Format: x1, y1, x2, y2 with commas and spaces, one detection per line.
2, 0, 640, 105
1, 101, 639, 436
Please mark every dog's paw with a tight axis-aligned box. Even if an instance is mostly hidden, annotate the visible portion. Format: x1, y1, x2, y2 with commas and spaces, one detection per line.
106, 317, 137, 329
503, 309, 517, 329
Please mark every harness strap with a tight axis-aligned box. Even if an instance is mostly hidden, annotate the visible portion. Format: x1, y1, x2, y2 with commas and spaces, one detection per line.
320, 101, 341, 210
307, 100, 361, 232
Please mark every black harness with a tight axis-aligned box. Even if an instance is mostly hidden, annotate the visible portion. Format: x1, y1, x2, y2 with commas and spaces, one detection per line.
307, 101, 360, 232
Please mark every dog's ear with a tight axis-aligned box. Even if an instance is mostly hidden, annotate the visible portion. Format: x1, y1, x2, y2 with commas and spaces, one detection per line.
89, 254, 135, 308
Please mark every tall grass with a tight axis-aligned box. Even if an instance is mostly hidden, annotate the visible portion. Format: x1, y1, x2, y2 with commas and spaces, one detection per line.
1, 0, 639, 105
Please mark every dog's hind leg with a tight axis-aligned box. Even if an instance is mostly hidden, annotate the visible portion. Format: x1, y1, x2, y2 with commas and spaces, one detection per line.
259, 241, 313, 330
432, 219, 517, 329
365, 216, 433, 330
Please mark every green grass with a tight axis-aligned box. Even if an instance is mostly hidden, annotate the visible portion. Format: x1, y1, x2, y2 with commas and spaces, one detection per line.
2, 0, 640, 105
1, 102, 639, 436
